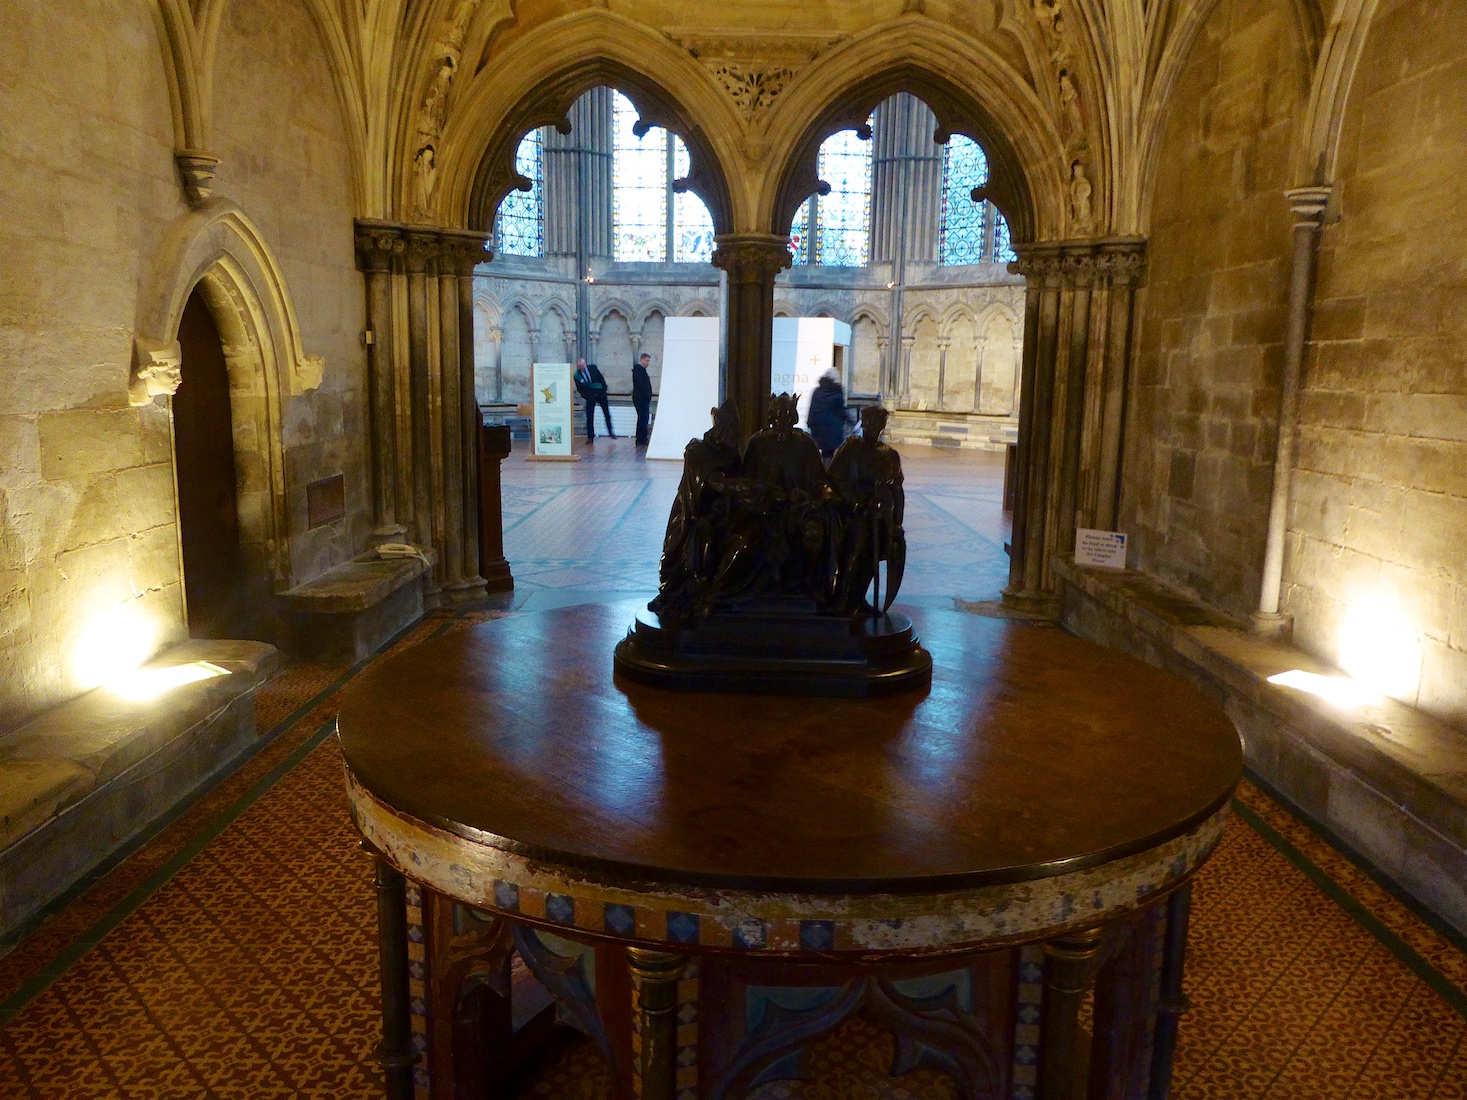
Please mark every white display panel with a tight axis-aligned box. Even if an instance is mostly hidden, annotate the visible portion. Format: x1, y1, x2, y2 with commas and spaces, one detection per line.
771, 317, 854, 429
646, 317, 722, 460
531, 363, 573, 457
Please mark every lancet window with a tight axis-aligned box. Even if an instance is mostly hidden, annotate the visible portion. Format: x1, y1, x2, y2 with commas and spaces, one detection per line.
939, 134, 1017, 265
495, 129, 545, 257
790, 126, 874, 267
612, 91, 715, 264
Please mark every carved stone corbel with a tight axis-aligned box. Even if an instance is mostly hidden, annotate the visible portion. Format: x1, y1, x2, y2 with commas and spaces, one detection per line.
175, 151, 220, 207
130, 337, 183, 406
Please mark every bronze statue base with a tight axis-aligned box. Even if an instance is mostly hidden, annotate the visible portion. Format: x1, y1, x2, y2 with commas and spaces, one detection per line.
613, 601, 932, 697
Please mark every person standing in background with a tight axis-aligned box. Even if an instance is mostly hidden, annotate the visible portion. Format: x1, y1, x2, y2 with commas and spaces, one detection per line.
632, 352, 654, 446
574, 357, 616, 440
807, 368, 852, 461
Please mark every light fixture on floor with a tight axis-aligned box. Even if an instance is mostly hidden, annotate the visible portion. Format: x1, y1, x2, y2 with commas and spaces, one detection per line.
108, 661, 232, 702
1266, 669, 1379, 710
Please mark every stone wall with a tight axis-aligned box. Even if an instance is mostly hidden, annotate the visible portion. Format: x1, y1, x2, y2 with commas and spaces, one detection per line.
0, 0, 367, 733
212, 0, 370, 586
1284, 0, 1467, 726
0, 0, 185, 732
1121, 0, 1311, 614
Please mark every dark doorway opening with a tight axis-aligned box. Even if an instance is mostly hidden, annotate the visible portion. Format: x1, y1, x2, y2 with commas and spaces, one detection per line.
173, 287, 246, 638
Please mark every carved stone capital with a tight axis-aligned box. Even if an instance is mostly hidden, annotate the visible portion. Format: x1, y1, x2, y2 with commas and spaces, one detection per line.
438, 228, 492, 276
130, 337, 183, 406
175, 150, 220, 207
1008, 237, 1147, 287
354, 220, 407, 273
403, 229, 442, 274
293, 353, 325, 394
711, 234, 793, 284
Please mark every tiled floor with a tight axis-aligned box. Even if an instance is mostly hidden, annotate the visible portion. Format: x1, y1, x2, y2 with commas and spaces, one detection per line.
0, 440, 1464, 1098
500, 436, 1011, 610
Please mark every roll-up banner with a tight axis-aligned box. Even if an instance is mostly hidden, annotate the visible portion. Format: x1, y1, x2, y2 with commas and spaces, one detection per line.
531, 363, 573, 458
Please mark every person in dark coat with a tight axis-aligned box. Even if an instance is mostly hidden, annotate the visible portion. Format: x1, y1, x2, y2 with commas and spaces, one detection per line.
632, 352, 654, 446
573, 358, 616, 440
806, 369, 851, 460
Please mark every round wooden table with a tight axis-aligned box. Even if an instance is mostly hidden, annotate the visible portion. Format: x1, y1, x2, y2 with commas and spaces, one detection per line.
339, 602, 1241, 1100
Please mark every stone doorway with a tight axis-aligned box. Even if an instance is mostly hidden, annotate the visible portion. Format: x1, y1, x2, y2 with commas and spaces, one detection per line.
173, 287, 246, 638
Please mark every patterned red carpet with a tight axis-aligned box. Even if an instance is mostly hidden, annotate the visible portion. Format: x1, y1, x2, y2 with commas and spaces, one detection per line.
0, 608, 1463, 1099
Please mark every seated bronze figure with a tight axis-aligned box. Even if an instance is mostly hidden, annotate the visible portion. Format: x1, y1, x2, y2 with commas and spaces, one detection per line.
619, 396, 930, 696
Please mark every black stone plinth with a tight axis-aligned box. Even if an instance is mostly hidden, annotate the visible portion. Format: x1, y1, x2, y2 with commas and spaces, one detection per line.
613, 601, 932, 697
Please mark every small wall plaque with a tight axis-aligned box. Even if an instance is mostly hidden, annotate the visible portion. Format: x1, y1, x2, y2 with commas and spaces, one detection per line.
1075, 528, 1128, 570
307, 474, 346, 529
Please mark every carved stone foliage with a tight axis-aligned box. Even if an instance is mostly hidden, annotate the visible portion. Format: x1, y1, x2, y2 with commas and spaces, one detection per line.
708, 64, 799, 122
667, 31, 844, 125
1008, 237, 1147, 285
710, 234, 794, 283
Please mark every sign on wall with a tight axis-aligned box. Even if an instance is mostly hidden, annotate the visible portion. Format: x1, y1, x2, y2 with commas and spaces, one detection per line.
1075, 528, 1128, 570
531, 363, 573, 458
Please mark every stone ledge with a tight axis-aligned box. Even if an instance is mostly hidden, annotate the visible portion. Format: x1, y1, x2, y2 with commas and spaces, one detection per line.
0, 640, 279, 940
279, 552, 432, 614
1053, 555, 1467, 937
281, 552, 434, 661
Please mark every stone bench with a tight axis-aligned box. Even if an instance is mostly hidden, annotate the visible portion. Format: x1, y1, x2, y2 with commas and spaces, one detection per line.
0, 640, 279, 941
280, 552, 433, 662
1053, 555, 1467, 938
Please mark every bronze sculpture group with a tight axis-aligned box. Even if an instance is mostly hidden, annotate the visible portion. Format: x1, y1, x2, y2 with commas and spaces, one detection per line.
650, 395, 907, 625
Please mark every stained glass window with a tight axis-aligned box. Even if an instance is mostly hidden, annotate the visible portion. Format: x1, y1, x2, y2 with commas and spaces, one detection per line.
495, 129, 544, 256
612, 92, 716, 264
785, 127, 872, 266
814, 129, 871, 266
613, 92, 667, 262
940, 135, 990, 265
788, 198, 812, 264
672, 136, 715, 262
994, 209, 1016, 263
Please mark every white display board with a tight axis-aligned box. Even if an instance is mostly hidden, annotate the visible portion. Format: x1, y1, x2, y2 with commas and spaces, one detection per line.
531, 363, 573, 457
646, 317, 722, 460
771, 317, 854, 429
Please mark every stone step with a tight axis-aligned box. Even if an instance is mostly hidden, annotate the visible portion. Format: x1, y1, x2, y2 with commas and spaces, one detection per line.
0, 640, 279, 942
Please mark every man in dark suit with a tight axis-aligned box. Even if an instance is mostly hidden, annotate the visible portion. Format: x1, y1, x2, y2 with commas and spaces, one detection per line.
573, 357, 616, 440
632, 352, 654, 446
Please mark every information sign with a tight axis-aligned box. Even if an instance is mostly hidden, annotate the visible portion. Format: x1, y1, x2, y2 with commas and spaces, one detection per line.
531, 363, 573, 458
1075, 528, 1128, 570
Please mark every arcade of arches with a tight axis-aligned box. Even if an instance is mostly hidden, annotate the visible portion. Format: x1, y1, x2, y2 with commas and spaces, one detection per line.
2, 0, 1467, 1089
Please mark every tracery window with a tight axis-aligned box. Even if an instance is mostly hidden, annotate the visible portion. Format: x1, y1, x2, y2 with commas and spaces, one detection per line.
939, 134, 1018, 265
789, 125, 873, 267
612, 91, 715, 264
495, 129, 544, 257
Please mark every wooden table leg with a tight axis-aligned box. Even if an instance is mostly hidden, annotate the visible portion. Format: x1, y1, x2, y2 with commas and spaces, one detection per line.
1039, 925, 1105, 1100
627, 947, 688, 1100
1148, 885, 1194, 1099
374, 857, 418, 1100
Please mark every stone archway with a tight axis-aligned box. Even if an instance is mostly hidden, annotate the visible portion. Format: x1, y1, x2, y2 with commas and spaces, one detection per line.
132, 198, 325, 614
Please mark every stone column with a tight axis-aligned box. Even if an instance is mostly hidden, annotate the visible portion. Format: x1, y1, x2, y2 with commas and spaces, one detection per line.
899, 334, 916, 404
935, 337, 951, 411
711, 234, 792, 439
972, 335, 988, 412
354, 221, 407, 540
489, 325, 503, 402
440, 230, 490, 600
403, 231, 440, 579
1255, 186, 1332, 636
1003, 238, 1147, 611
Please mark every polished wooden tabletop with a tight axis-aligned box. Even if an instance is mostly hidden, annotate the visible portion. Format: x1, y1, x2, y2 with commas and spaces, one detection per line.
337, 603, 1241, 895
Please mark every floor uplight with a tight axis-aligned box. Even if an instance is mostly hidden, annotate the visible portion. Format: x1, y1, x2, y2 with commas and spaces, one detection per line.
109, 661, 231, 702
1266, 669, 1379, 710
1339, 595, 1421, 701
